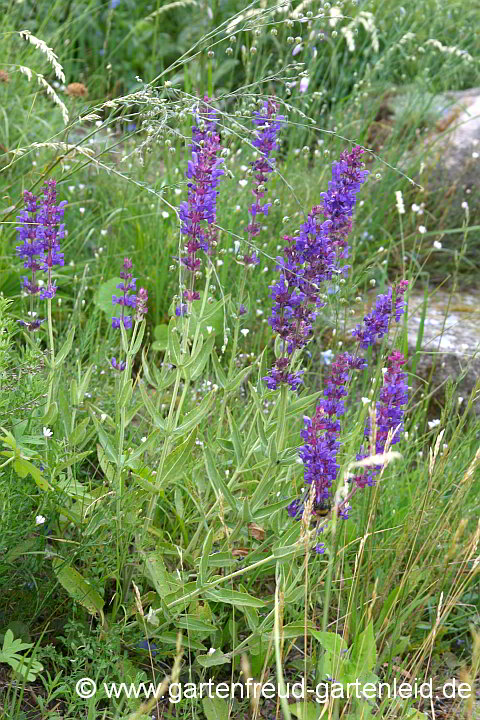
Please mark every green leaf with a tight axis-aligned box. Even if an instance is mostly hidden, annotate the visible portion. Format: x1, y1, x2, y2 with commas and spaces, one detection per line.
197, 650, 231, 667
199, 528, 214, 585
142, 553, 176, 598
204, 589, 265, 608
211, 349, 227, 388
227, 407, 243, 465
225, 364, 253, 393
311, 630, 348, 655
175, 616, 217, 633
138, 381, 167, 432
291, 702, 323, 720
204, 447, 236, 511
351, 621, 376, 675
188, 334, 215, 380
168, 317, 183, 366
153, 323, 169, 351
128, 429, 161, 463
0, 629, 43, 682
13, 458, 48, 491
54, 326, 75, 367
118, 378, 133, 410
174, 391, 215, 434
157, 429, 197, 487
131, 320, 146, 355
69, 417, 90, 445
202, 697, 230, 720
94, 277, 123, 316
52, 558, 104, 623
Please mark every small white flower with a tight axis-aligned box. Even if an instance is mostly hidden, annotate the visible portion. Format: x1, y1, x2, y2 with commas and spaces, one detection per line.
234, 240, 240, 255
79, 183, 85, 190
68, 185, 75, 193
206, 326, 213, 334
427, 418, 441, 429
100, 413, 107, 422
174, 188, 182, 195
238, 179, 248, 188
433, 240, 442, 249
79, 207, 85, 215
35, 515, 46, 525
161, 211, 170, 219
43, 427, 53, 438
418, 225, 427, 234
395, 190, 405, 214
411, 203, 420, 212
361, 397, 371, 405
216, 259, 224, 267
208, 648, 216, 655
457, 396, 464, 405
241, 329, 249, 337
141, 436, 147, 443
101, 229, 108, 236
472, 152, 479, 159
256, 309, 264, 317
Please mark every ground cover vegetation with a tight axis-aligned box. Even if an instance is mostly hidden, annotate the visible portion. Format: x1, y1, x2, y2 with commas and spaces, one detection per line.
0, 0, 479, 718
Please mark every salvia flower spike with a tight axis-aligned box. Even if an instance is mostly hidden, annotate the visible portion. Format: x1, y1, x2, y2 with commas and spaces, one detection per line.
264, 146, 368, 390
177, 96, 224, 315
16, 180, 67, 323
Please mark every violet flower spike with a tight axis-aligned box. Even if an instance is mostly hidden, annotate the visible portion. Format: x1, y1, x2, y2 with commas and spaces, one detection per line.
264, 146, 368, 391
16, 180, 67, 301
247, 100, 285, 244
112, 257, 136, 330
178, 96, 225, 307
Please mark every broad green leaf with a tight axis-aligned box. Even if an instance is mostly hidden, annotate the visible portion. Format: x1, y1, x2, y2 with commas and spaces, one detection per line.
175, 616, 217, 633
118, 378, 133, 410
204, 446, 236, 510
69, 417, 90, 445
311, 630, 348, 654
153, 323, 169, 351
174, 391, 215, 434
157, 429, 197, 487
225, 364, 253, 393
168, 316, 183, 366
13, 458, 48, 491
94, 277, 122, 316
128, 429, 161, 463
188, 334, 215, 380
291, 702, 323, 720
0, 630, 43, 682
150, 631, 206, 651
211, 349, 227, 387
204, 588, 265, 608
142, 553, 177, 598
351, 621, 377, 675
52, 558, 104, 623
54, 326, 75, 367
196, 650, 231, 667
202, 697, 230, 720
131, 320, 146, 355
138, 381, 167, 432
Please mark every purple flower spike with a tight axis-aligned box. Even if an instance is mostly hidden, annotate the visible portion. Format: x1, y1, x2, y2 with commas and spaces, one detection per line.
179, 97, 224, 304
16, 180, 67, 299
246, 100, 285, 246
112, 257, 136, 330
353, 350, 408, 489
352, 280, 409, 349
264, 147, 369, 390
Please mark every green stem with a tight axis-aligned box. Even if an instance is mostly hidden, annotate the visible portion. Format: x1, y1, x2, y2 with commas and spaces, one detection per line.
45, 298, 55, 415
